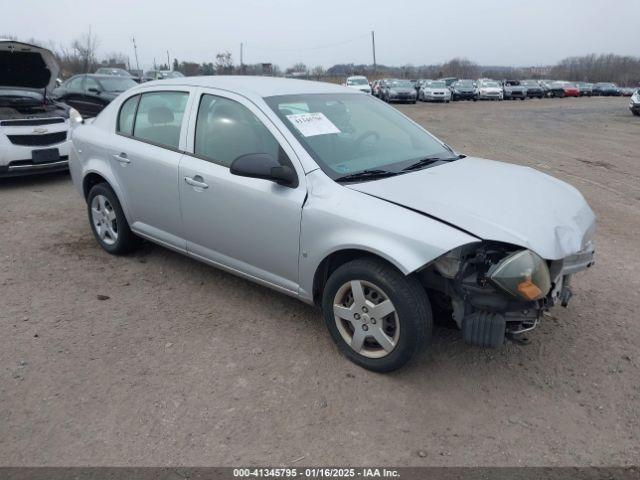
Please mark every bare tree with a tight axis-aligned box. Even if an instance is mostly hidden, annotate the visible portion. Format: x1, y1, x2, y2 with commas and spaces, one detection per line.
310, 65, 326, 80
71, 30, 99, 73
215, 51, 234, 74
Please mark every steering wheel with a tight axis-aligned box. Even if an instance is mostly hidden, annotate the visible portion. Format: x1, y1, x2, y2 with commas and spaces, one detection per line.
353, 130, 380, 153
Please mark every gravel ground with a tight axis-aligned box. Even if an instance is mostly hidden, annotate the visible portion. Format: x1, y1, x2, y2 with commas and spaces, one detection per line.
1, 96, 638, 467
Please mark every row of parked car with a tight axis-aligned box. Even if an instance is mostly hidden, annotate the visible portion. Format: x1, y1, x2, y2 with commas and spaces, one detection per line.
344, 76, 637, 104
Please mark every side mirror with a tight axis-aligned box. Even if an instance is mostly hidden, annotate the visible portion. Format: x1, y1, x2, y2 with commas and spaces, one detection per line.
230, 153, 297, 187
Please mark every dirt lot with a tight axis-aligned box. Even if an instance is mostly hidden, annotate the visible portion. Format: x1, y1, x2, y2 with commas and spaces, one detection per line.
1, 97, 639, 467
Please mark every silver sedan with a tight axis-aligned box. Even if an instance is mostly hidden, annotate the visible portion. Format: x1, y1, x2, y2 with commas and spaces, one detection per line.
69, 76, 596, 372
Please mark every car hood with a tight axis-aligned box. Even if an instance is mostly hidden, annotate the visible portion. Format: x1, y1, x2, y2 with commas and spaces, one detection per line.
345, 157, 596, 260
427, 88, 449, 93
0, 40, 59, 91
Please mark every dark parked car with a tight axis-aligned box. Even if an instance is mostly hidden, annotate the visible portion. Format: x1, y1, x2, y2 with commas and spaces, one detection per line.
502, 80, 526, 100
521, 80, 545, 99
450, 79, 476, 100
380, 79, 417, 103
545, 81, 568, 98
52, 74, 137, 117
592, 82, 621, 96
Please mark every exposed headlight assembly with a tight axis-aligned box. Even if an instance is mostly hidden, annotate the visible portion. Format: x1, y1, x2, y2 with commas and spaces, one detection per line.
489, 250, 551, 301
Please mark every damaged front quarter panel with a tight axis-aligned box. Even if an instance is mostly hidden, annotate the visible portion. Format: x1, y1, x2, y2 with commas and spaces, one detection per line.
297, 169, 480, 302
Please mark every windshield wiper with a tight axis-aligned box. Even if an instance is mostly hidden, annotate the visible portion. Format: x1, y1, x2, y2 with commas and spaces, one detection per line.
335, 169, 399, 183
402, 154, 465, 172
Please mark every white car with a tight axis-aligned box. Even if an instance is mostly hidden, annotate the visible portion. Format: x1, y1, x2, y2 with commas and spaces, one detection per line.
68, 76, 595, 372
345, 76, 371, 94
476, 79, 504, 101
0, 40, 82, 177
419, 80, 452, 103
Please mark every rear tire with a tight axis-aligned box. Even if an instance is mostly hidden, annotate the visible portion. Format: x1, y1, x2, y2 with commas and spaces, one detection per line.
322, 257, 432, 372
87, 183, 140, 255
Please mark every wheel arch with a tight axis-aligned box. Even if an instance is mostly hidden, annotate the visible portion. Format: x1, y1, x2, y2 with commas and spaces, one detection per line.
80, 165, 133, 223
311, 248, 412, 306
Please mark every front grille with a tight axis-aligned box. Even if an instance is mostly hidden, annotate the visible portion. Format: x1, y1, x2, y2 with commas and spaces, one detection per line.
7, 131, 67, 146
0, 117, 66, 127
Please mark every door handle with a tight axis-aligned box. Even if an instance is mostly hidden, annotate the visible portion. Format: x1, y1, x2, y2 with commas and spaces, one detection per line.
184, 175, 209, 189
112, 153, 130, 164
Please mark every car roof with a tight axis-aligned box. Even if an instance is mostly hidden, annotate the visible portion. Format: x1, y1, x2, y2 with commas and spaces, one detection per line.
139, 75, 355, 98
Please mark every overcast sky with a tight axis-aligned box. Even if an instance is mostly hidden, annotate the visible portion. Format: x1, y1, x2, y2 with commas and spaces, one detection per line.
4, 0, 640, 70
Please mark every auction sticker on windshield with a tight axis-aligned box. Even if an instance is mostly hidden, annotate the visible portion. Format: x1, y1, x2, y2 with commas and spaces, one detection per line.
286, 112, 340, 137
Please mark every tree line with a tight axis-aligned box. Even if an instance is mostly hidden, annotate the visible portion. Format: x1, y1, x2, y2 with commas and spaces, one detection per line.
3, 32, 638, 85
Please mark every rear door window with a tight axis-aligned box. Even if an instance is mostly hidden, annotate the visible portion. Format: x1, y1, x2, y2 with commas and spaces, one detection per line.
132, 91, 189, 150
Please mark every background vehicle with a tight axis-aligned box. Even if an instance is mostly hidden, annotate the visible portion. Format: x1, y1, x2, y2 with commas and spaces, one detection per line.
381, 79, 417, 103
69, 76, 596, 372
143, 70, 185, 82
450, 79, 476, 101
592, 82, 621, 96
546, 81, 568, 98
502, 80, 526, 100
371, 79, 382, 97
439, 77, 458, 87
521, 80, 545, 99
620, 86, 635, 96
345, 76, 371, 94
0, 40, 80, 178
630, 89, 640, 116
52, 74, 137, 117
561, 82, 580, 97
476, 79, 503, 100
419, 80, 451, 102
95, 67, 134, 78
576, 82, 593, 96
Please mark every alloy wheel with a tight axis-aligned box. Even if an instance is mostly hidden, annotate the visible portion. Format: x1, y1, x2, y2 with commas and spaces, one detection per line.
91, 194, 118, 246
333, 280, 400, 358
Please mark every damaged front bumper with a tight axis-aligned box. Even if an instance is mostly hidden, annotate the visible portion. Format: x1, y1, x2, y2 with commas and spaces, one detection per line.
420, 241, 596, 348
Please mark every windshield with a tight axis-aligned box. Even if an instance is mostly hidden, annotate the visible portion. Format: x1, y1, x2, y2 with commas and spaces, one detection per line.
481, 81, 500, 88
522, 80, 538, 86
454, 80, 474, 87
347, 78, 368, 86
389, 80, 413, 88
98, 77, 137, 92
265, 93, 452, 179
428, 81, 446, 88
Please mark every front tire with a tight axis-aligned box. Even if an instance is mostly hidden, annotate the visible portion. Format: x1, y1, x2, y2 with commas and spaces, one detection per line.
322, 258, 432, 372
87, 183, 139, 255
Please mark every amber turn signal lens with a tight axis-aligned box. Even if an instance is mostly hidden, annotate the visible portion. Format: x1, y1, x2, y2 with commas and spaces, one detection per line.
517, 279, 543, 300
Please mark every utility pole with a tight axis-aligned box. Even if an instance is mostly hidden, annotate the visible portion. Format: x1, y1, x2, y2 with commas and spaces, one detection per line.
371, 31, 377, 77
131, 37, 140, 72
240, 43, 244, 68
167, 50, 170, 70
